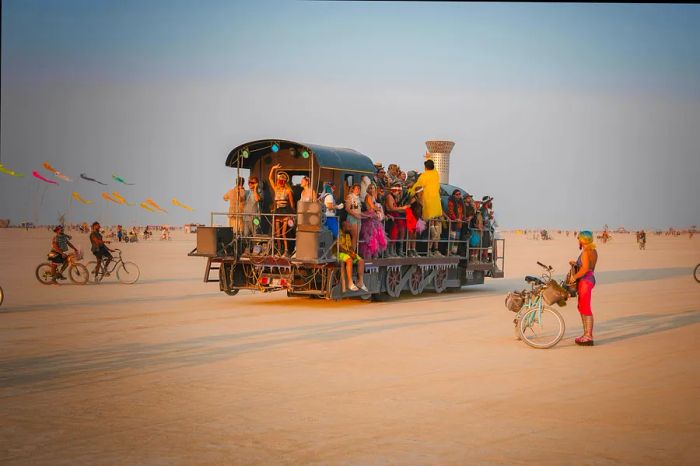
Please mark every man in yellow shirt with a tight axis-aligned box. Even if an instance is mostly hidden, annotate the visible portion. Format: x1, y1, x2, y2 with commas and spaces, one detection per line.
338, 219, 368, 292
410, 159, 442, 219
410, 159, 444, 256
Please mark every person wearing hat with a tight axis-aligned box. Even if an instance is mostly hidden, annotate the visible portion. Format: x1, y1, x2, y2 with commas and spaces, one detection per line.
479, 196, 494, 260
384, 181, 408, 256
268, 163, 295, 256
48, 225, 78, 282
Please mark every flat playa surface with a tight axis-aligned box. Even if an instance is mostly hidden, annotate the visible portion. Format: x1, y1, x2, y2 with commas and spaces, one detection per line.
1, 229, 699, 465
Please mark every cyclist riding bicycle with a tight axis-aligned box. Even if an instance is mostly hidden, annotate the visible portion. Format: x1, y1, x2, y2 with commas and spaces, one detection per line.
49, 225, 79, 283
90, 221, 114, 278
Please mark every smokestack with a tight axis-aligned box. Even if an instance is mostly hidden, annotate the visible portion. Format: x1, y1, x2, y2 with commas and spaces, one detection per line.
425, 140, 455, 184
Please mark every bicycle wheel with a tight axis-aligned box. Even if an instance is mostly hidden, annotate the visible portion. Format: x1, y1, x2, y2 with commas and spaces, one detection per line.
86, 261, 102, 283
35, 263, 55, 285
694, 264, 700, 283
117, 261, 140, 284
519, 306, 565, 349
69, 263, 90, 285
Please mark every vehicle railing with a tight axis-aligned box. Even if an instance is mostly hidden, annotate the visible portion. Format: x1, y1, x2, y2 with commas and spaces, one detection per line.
208, 210, 499, 266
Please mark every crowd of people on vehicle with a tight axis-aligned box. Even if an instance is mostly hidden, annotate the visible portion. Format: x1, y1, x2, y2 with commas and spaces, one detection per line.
223, 159, 497, 268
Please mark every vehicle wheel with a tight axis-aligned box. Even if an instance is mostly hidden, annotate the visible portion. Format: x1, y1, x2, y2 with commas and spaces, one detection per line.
117, 261, 140, 284
385, 268, 402, 298
225, 289, 240, 296
68, 263, 90, 285
408, 267, 423, 295
695, 264, 700, 283
35, 263, 55, 285
433, 267, 448, 293
518, 306, 565, 349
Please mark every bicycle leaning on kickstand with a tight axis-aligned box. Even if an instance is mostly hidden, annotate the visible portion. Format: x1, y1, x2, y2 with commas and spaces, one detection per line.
87, 249, 140, 284
505, 261, 569, 349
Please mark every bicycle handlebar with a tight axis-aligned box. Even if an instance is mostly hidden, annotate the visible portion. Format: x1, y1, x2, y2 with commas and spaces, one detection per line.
537, 261, 552, 270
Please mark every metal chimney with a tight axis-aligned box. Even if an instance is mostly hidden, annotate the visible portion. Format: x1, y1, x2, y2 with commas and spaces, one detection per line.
425, 140, 455, 184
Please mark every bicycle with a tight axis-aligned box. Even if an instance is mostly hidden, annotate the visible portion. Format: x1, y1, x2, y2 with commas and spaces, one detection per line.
86, 249, 140, 284
694, 263, 700, 283
36, 251, 90, 285
508, 261, 566, 349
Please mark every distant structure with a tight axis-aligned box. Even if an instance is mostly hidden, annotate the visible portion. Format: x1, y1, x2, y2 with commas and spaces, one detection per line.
425, 140, 455, 184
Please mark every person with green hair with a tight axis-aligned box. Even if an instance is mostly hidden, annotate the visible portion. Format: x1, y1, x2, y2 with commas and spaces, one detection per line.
567, 230, 598, 346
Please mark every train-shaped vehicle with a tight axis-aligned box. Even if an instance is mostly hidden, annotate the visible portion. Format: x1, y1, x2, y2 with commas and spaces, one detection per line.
189, 139, 504, 300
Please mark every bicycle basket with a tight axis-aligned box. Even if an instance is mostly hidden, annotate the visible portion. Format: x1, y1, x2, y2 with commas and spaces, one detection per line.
542, 280, 569, 306
505, 291, 525, 312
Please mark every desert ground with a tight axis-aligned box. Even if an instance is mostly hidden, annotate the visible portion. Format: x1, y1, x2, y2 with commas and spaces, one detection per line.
0, 228, 698, 465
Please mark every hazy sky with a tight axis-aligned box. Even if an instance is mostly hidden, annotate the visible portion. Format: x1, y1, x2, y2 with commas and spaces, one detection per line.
1, 0, 699, 229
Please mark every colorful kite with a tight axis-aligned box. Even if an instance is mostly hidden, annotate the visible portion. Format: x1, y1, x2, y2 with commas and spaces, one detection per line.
0, 163, 25, 177
139, 202, 155, 212
101, 192, 120, 204
111, 191, 136, 206
32, 171, 59, 185
146, 198, 167, 213
72, 192, 93, 204
172, 198, 194, 211
112, 174, 135, 185
80, 173, 107, 185
43, 162, 72, 182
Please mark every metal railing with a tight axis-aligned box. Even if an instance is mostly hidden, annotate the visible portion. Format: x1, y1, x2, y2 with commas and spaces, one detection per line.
208, 208, 500, 268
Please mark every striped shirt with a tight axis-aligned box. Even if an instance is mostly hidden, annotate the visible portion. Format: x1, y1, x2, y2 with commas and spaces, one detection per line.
55, 233, 71, 252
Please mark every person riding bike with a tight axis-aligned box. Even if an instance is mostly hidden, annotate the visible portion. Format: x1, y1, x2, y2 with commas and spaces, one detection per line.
48, 225, 78, 283
90, 221, 114, 278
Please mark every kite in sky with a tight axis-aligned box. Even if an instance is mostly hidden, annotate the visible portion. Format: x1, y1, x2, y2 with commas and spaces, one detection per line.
112, 192, 135, 206
72, 192, 93, 204
0, 163, 24, 177
146, 198, 167, 213
172, 198, 194, 211
32, 171, 59, 185
112, 174, 135, 185
43, 162, 72, 182
80, 173, 108, 185
101, 192, 120, 204
139, 202, 155, 212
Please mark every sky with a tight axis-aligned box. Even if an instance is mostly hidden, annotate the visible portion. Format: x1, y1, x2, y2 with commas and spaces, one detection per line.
1, 0, 699, 229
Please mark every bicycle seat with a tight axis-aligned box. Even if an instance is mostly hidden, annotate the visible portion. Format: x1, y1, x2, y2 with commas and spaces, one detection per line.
525, 276, 544, 285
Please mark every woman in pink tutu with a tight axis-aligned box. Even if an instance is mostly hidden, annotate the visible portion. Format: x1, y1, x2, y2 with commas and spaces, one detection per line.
359, 184, 388, 259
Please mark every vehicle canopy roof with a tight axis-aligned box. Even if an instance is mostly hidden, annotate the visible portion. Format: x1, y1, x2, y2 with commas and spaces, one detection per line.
226, 139, 376, 174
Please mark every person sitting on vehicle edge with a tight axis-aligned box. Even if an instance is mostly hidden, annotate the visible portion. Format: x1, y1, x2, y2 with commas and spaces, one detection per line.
49, 225, 79, 282
338, 219, 368, 292
90, 221, 114, 277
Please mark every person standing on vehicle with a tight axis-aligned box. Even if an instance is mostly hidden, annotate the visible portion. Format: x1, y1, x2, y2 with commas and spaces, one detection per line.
224, 176, 246, 234
90, 222, 114, 278
49, 225, 79, 282
243, 176, 262, 252
567, 230, 598, 346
